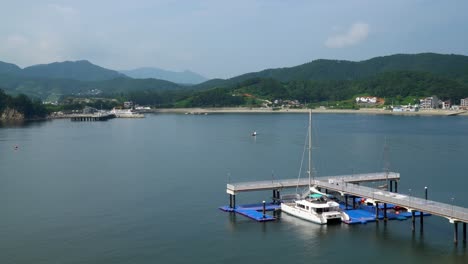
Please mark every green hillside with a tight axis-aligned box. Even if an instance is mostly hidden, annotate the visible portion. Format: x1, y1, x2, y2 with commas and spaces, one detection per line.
195, 53, 468, 89
1, 53, 468, 107
0, 61, 21, 75
176, 71, 468, 108
0, 89, 47, 119
0, 74, 185, 100
21, 60, 126, 81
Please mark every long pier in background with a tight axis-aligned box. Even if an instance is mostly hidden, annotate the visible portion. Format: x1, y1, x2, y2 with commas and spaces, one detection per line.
224, 171, 468, 243
70, 113, 116, 121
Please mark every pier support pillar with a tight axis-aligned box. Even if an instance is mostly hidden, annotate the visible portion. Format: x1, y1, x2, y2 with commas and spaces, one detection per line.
389, 181, 393, 192
352, 196, 356, 209
229, 194, 233, 208
383, 203, 388, 222
420, 211, 424, 232
262, 201, 266, 218
394, 181, 398, 193
454, 222, 459, 244
375, 202, 379, 221
272, 190, 276, 203
463, 223, 466, 243
412, 211, 416, 232
345, 195, 348, 210
233, 195, 236, 209
425, 187, 428, 200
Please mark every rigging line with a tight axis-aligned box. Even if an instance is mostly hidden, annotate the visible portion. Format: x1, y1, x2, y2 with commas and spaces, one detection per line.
296, 122, 309, 194
311, 113, 320, 178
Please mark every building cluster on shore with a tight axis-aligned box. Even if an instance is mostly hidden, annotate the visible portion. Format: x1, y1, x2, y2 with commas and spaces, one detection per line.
355, 95, 468, 113
49, 101, 150, 119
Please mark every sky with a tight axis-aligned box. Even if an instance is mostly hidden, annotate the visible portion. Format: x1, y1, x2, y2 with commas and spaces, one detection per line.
0, 0, 467, 79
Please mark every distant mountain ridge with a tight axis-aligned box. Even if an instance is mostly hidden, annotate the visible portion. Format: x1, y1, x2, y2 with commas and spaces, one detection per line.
120, 67, 207, 84
194, 53, 468, 89
1, 53, 468, 102
0, 60, 126, 81
0, 61, 22, 75
22, 60, 127, 81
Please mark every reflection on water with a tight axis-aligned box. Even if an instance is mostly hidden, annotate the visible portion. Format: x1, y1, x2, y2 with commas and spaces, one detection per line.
0, 119, 51, 128
277, 212, 328, 239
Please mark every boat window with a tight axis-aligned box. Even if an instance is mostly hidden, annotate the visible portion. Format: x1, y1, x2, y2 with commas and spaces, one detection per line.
316, 208, 323, 214
297, 204, 305, 209
306, 206, 309, 210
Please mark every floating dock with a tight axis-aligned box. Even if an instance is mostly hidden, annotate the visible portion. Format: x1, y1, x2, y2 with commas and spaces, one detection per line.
219, 203, 279, 222
222, 171, 468, 243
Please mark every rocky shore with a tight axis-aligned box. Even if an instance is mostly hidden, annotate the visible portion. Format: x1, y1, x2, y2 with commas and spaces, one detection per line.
0, 107, 24, 121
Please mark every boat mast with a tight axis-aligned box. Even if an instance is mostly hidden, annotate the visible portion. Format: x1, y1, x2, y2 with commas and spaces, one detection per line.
308, 109, 312, 188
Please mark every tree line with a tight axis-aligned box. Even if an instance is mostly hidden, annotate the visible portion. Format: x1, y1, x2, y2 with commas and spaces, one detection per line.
0, 89, 47, 118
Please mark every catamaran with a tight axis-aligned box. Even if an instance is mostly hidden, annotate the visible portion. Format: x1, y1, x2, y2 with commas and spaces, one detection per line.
280, 110, 349, 224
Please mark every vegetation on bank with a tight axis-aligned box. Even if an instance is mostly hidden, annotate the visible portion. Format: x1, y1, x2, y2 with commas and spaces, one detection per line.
0, 89, 47, 119
100, 70, 468, 109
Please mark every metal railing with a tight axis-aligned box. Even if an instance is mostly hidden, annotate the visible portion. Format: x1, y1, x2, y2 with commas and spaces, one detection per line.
315, 180, 468, 223
227, 172, 400, 192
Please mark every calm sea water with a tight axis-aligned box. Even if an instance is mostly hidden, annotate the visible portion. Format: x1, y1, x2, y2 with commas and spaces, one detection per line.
0, 113, 467, 263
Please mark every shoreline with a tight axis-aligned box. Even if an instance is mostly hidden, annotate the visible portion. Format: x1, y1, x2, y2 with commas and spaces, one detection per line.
152, 107, 468, 116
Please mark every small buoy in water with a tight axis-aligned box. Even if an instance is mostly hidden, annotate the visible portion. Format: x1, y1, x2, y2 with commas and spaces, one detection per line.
14, 145, 18, 150
252, 131, 257, 136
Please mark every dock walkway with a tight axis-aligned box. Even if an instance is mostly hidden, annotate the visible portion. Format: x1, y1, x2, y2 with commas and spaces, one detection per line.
316, 179, 468, 223
227, 172, 400, 194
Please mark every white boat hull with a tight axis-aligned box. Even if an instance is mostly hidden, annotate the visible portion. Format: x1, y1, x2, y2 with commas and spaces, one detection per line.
281, 202, 349, 224
281, 203, 327, 224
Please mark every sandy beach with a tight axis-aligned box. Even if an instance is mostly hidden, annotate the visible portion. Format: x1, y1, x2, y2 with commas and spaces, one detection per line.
153, 107, 468, 116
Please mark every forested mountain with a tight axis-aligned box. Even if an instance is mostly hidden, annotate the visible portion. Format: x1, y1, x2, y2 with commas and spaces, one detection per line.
21, 60, 126, 81
229, 71, 467, 103
120, 67, 207, 84
0, 60, 126, 81
0, 74, 184, 100
1, 53, 468, 106
194, 53, 468, 89
0, 61, 21, 75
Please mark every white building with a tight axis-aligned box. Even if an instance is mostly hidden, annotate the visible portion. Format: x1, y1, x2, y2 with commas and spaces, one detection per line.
355, 96, 377, 104
441, 100, 451, 110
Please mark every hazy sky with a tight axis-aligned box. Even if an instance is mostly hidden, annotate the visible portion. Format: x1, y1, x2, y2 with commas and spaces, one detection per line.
1, 0, 467, 78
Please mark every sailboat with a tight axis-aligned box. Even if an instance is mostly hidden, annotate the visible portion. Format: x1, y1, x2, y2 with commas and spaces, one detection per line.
280, 110, 349, 224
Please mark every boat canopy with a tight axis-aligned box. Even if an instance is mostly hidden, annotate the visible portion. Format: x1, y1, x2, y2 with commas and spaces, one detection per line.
309, 194, 323, 199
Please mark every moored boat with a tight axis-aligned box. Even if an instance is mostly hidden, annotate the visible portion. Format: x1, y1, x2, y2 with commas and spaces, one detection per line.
280, 110, 349, 224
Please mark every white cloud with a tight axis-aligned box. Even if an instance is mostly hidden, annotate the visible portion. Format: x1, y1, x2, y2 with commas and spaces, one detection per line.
6, 34, 29, 47
48, 4, 77, 16
325, 22, 370, 48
